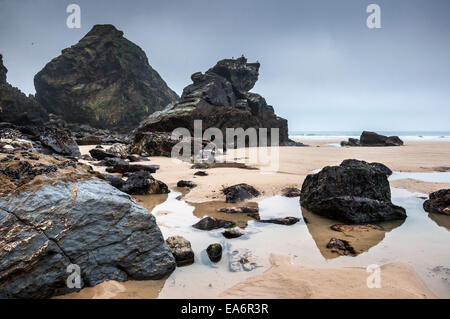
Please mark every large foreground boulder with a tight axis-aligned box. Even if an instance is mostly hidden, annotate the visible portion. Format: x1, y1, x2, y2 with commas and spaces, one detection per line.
0, 153, 175, 298
131, 56, 301, 151
0, 54, 49, 125
423, 189, 450, 215
34, 24, 178, 131
300, 160, 406, 224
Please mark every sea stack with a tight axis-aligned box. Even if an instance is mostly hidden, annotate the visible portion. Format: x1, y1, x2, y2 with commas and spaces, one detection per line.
34, 24, 178, 131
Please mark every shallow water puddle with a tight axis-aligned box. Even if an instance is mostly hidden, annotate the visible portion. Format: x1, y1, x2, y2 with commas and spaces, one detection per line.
69, 185, 450, 298
389, 171, 450, 183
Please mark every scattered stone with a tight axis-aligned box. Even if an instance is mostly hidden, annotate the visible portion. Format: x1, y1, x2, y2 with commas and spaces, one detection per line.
222, 228, 245, 239
223, 183, 261, 203
166, 236, 194, 266
326, 238, 357, 256
257, 217, 300, 225
89, 148, 116, 160
423, 189, 450, 215
102, 174, 124, 189
192, 217, 235, 230
206, 243, 222, 262
194, 171, 208, 176
127, 155, 148, 162
121, 171, 169, 195
281, 187, 301, 197
177, 180, 197, 188
218, 206, 259, 214
108, 143, 129, 159
300, 159, 406, 223
105, 163, 159, 174
191, 163, 209, 169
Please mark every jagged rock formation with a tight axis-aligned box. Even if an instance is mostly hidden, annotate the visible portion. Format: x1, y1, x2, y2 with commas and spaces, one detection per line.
34, 24, 178, 131
132, 56, 301, 150
0, 54, 49, 125
0, 152, 176, 298
300, 159, 406, 224
423, 189, 450, 215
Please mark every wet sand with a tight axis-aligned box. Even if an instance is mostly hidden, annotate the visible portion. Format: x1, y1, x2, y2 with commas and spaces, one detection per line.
72, 140, 450, 299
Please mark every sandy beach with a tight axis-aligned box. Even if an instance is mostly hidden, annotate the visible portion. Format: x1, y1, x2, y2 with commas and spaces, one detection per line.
70, 140, 450, 299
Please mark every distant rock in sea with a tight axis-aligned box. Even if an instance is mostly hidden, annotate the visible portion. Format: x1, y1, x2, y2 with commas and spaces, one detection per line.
131, 56, 304, 148
34, 24, 178, 131
300, 159, 406, 224
0, 54, 49, 125
341, 131, 403, 147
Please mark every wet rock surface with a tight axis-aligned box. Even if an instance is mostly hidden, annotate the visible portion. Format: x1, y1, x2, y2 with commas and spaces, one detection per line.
218, 206, 259, 214
300, 159, 406, 224
326, 238, 357, 256
166, 236, 194, 266
206, 243, 222, 262
105, 163, 159, 174
257, 216, 300, 225
341, 131, 404, 147
34, 24, 178, 130
192, 217, 235, 230
120, 171, 169, 195
340, 159, 393, 176
222, 228, 245, 239
131, 56, 302, 148
0, 164, 175, 298
223, 183, 261, 203
423, 189, 450, 215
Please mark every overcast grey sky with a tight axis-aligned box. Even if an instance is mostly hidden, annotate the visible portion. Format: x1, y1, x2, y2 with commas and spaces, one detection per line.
1, 0, 449, 131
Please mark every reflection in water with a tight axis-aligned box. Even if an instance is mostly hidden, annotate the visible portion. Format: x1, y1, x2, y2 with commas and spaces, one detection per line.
427, 213, 450, 231
301, 208, 404, 259
64, 187, 450, 298
189, 200, 259, 228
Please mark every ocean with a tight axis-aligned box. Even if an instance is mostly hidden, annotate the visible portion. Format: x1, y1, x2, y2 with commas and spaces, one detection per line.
288, 131, 450, 141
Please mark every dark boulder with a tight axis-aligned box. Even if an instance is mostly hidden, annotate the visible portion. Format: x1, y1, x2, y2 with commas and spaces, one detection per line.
423, 189, 450, 215
102, 174, 124, 189
192, 217, 235, 231
120, 171, 169, 195
222, 228, 245, 239
34, 25, 178, 131
223, 183, 261, 203
0, 54, 49, 125
166, 236, 194, 266
206, 243, 222, 262
257, 217, 300, 225
340, 159, 393, 176
105, 163, 159, 174
177, 180, 197, 188
360, 131, 403, 146
326, 238, 356, 256
300, 159, 406, 224
96, 157, 128, 167
24, 126, 80, 157
340, 138, 360, 147
89, 148, 116, 160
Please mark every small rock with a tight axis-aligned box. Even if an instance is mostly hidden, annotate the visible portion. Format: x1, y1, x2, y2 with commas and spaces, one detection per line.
106, 163, 159, 174
177, 180, 197, 188
281, 187, 301, 197
218, 206, 259, 214
194, 171, 208, 176
103, 174, 124, 189
192, 217, 235, 230
423, 189, 450, 215
222, 183, 261, 203
166, 236, 194, 266
222, 228, 245, 239
206, 243, 222, 262
326, 238, 356, 256
191, 163, 209, 169
89, 148, 116, 160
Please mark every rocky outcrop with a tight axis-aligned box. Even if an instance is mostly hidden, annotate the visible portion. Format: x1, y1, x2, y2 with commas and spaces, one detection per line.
0, 54, 49, 125
222, 183, 261, 203
34, 24, 178, 131
131, 56, 301, 151
257, 217, 300, 225
281, 187, 301, 197
0, 153, 175, 298
423, 189, 450, 215
300, 159, 406, 224
23, 125, 81, 157
340, 159, 392, 176
166, 236, 194, 266
341, 131, 403, 147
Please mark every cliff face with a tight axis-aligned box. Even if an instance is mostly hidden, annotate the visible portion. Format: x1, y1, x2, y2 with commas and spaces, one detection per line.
134, 56, 297, 146
0, 54, 49, 125
34, 24, 178, 131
